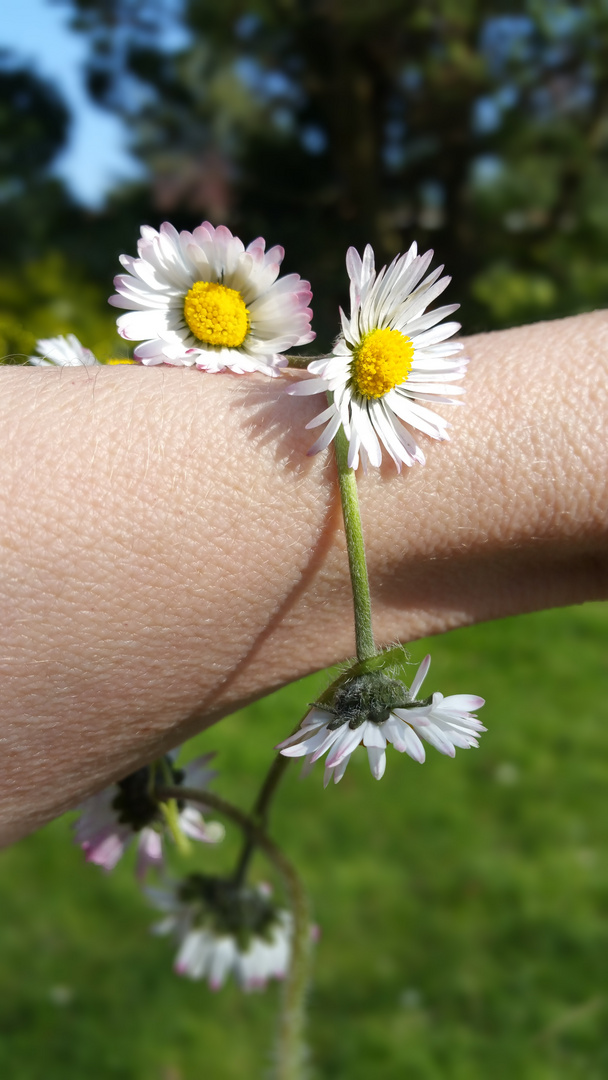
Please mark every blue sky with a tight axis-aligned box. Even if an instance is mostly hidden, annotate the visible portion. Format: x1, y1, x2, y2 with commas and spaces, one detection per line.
1, 0, 149, 206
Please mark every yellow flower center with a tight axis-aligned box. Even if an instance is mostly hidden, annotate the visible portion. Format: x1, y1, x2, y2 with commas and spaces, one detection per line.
183, 280, 250, 348
105, 358, 136, 364
351, 328, 414, 399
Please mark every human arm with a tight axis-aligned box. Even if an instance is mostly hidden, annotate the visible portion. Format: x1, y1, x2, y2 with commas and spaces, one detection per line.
0, 310, 606, 842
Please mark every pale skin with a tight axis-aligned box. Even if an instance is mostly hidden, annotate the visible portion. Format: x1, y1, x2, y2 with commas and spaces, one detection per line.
0, 311, 607, 844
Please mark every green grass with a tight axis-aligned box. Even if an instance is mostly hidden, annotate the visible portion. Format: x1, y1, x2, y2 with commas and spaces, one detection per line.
1, 603, 607, 1079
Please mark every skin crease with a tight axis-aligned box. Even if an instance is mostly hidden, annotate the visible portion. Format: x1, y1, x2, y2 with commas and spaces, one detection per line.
0, 311, 607, 843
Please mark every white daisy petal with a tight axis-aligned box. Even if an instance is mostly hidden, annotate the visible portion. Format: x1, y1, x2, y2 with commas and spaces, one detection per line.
276, 726, 330, 757
403, 304, 460, 337
292, 242, 466, 469
331, 757, 350, 784
441, 694, 486, 712
389, 413, 426, 464
369, 399, 417, 470
307, 411, 343, 456
367, 745, 387, 779
350, 398, 383, 467
136, 828, 164, 880
286, 376, 328, 397
73, 749, 222, 876
413, 722, 457, 757
384, 714, 427, 761
391, 274, 450, 329
387, 390, 450, 439
395, 682, 485, 758
150, 884, 293, 992
362, 722, 387, 749
278, 655, 484, 783
410, 321, 462, 347
30, 334, 100, 367
111, 222, 314, 374
409, 654, 431, 698
347, 429, 361, 470
174, 930, 211, 979
300, 754, 317, 779
340, 306, 356, 344
346, 246, 363, 292
305, 403, 337, 429
324, 724, 365, 768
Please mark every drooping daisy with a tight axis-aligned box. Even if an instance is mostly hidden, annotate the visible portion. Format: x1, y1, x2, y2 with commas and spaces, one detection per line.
277, 655, 485, 786
28, 335, 134, 366
109, 221, 315, 375
74, 752, 224, 878
289, 243, 467, 470
29, 334, 100, 367
149, 877, 292, 991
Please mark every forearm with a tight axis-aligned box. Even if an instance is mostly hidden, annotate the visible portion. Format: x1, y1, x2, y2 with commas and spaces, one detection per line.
1, 311, 607, 841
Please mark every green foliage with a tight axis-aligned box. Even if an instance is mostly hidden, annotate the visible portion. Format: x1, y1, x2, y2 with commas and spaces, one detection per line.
2, 9, 607, 1075
54, 0, 608, 343
471, 262, 557, 325
6, 3, 608, 344
1, 603, 608, 1078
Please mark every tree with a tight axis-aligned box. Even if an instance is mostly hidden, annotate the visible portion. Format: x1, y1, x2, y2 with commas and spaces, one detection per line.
34, 0, 608, 340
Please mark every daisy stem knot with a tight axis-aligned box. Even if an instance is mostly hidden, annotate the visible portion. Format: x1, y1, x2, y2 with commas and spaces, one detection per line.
333, 422, 376, 662
157, 784, 311, 1080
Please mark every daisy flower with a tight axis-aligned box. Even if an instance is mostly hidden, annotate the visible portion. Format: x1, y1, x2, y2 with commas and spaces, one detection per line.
29, 334, 99, 367
149, 878, 292, 992
74, 751, 224, 878
109, 221, 315, 374
277, 655, 485, 786
289, 243, 467, 470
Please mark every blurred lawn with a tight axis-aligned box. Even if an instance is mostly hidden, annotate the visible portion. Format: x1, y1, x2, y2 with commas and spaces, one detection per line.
1, 603, 607, 1079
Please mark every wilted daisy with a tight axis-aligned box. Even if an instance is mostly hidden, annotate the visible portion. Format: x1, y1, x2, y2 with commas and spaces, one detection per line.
290, 243, 467, 470
277, 655, 485, 786
29, 334, 99, 367
74, 752, 223, 878
149, 876, 292, 992
109, 221, 315, 374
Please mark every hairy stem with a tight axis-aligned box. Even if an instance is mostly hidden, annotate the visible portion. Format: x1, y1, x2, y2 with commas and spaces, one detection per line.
333, 425, 375, 661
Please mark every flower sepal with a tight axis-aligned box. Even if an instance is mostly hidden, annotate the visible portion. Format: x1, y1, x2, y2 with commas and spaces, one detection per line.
278, 654, 485, 786
313, 642, 411, 710
312, 669, 431, 732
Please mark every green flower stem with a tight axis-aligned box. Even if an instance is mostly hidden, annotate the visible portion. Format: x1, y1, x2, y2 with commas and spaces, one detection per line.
286, 355, 313, 369
159, 798, 191, 856
229, 405, 377, 883
232, 630, 398, 886
333, 424, 376, 662
231, 638, 384, 888
233, 752, 292, 885
157, 785, 311, 1080
156, 759, 191, 856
